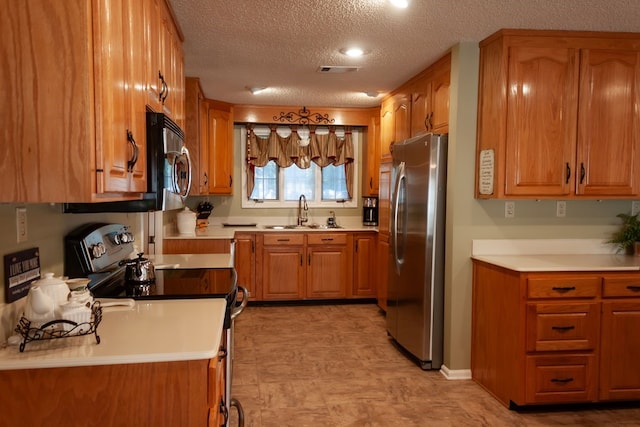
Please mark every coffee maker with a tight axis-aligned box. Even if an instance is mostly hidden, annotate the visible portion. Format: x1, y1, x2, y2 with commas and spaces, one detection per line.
362, 196, 378, 226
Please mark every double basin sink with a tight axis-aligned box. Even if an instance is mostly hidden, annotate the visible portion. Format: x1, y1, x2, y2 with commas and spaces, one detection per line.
263, 224, 343, 230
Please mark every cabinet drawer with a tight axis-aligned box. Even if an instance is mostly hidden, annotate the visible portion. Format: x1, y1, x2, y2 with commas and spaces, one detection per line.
526, 303, 599, 352
527, 277, 600, 299
307, 233, 347, 245
603, 276, 640, 298
262, 233, 305, 246
525, 355, 597, 404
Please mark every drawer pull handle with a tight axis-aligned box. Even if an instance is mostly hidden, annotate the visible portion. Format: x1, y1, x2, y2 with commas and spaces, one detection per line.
277, 239, 290, 242
626, 285, 640, 291
551, 286, 576, 292
551, 377, 574, 384
551, 325, 575, 331
321, 238, 334, 241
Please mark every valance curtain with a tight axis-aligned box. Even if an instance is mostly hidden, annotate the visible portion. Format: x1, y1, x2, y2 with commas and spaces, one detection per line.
245, 124, 355, 199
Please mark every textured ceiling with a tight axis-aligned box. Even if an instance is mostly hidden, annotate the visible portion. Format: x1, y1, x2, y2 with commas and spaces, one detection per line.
170, 0, 640, 108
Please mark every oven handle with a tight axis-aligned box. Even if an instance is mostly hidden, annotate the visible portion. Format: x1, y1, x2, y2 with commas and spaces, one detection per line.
231, 285, 248, 320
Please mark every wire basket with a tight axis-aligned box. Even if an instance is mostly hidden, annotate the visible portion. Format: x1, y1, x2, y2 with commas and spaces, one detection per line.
14, 301, 103, 352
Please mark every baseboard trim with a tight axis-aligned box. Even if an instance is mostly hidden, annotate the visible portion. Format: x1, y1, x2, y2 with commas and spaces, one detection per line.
440, 365, 472, 380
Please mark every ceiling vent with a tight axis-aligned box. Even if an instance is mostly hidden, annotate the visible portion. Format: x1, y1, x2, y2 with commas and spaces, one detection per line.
317, 66, 360, 73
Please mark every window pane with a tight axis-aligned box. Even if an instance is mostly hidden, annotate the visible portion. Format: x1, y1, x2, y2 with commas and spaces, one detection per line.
284, 164, 315, 200
250, 161, 278, 200
322, 164, 349, 200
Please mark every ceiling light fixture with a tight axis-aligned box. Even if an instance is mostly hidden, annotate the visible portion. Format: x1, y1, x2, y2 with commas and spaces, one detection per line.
247, 86, 267, 95
389, 0, 409, 8
340, 47, 365, 58
364, 91, 379, 98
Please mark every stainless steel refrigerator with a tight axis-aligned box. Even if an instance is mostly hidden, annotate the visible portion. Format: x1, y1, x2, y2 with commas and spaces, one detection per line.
386, 133, 447, 370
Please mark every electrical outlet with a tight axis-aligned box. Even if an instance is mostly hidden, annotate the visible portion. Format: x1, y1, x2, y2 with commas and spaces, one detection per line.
632, 201, 640, 216
556, 201, 566, 218
16, 207, 27, 243
504, 201, 515, 218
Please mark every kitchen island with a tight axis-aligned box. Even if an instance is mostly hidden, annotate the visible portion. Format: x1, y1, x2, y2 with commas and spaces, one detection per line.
0, 299, 227, 426
471, 239, 640, 408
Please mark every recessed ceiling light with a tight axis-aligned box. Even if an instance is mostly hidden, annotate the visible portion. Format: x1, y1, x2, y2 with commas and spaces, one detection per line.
247, 86, 267, 95
389, 0, 409, 8
339, 47, 368, 58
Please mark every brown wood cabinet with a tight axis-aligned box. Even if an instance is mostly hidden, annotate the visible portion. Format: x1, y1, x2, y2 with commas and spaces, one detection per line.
207, 101, 235, 195
2, 0, 183, 203
353, 232, 377, 297
234, 232, 256, 299
409, 53, 451, 136
259, 233, 306, 300
256, 231, 378, 301
185, 77, 210, 195
306, 233, 350, 299
0, 347, 227, 427
472, 261, 640, 407
475, 29, 640, 199
362, 115, 381, 196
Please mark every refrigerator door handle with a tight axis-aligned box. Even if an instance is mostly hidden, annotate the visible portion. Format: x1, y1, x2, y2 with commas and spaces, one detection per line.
392, 161, 406, 274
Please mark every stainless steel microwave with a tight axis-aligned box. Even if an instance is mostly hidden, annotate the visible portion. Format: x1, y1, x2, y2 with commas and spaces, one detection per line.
64, 112, 191, 213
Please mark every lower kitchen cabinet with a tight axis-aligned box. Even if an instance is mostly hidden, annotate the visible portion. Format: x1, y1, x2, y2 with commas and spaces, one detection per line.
472, 261, 640, 407
306, 233, 350, 299
353, 232, 377, 297
376, 233, 389, 311
259, 233, 305, 300
234, 232, 256, 299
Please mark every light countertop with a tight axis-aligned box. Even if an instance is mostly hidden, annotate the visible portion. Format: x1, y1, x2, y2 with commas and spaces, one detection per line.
148, 253, 234, 269
0, 298, 227, 370
471, 239, 640, 272
163, 220, 378, 240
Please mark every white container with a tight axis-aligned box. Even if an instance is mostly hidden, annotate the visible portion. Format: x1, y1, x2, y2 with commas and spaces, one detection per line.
32, 273, 70, 310
58, 301, 92, 332
177, 207, 197, 235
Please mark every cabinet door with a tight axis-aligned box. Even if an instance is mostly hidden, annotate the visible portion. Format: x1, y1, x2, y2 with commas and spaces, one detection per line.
353, 234, 376, 297
234, 233, 257, 300
185, 78, 209, 195
377, 233, 389, 311
430, 64, 450, 134
306, 245, 349, 299
144, 0, 163, 112
504, 46, 579, 196
393, 93, 410, 144
362, 115, 380, 196
94, 0, 131, 193
262, 246, 304, 300
410, 78, 431, 137
208, 108, 234, 195
125, 0, 148, 193
378, 160, 392, 235
380, 98, 394, 160
577, 49, 640, 197
600, 300, 640, 400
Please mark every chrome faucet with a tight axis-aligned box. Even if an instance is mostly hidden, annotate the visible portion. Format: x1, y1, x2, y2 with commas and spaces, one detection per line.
297, 194, 309, 226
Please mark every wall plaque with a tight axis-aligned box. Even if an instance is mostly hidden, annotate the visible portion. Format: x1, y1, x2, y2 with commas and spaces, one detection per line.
4, 248, 40, 303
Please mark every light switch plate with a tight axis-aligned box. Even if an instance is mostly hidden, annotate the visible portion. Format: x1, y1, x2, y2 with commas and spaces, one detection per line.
16, 207, 27, 243
556, 201, 566, 217
632, 201, 640, 216
504, 201, 515, 218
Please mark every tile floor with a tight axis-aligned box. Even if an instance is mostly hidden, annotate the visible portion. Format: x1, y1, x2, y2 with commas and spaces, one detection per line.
228, 303, 640, 427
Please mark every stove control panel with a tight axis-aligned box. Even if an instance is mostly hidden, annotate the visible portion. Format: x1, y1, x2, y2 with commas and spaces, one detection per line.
64, 223, 136, 277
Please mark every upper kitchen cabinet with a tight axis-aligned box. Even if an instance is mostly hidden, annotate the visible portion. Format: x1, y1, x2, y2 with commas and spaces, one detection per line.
207, 100, 235, 195
475, 29, 640, 199
379, 92, 410, 160
1, 0, 166, 202
144, 0, 185, 128
185, 77, 210, 195
409, 53, 451, 137
362, 115, 381, 196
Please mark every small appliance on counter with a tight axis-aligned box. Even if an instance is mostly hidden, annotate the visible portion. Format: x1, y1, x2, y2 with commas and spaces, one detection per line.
362, 196, 378, 226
